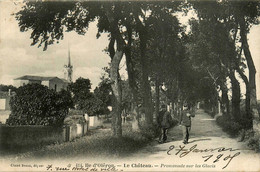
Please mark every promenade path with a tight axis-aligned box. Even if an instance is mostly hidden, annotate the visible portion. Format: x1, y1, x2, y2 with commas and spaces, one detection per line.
120, 109, 260, 171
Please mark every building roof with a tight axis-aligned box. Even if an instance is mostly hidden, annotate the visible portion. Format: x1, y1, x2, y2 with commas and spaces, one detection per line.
61, 78, 70, 83
14, 75, 66, 82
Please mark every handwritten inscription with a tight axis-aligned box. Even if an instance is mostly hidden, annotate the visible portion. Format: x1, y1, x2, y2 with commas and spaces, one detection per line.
167, 144, 240, 169
46, 163, 120, 171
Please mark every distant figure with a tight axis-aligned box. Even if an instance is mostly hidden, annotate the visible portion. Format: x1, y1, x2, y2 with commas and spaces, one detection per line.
179, 103, 195, 144
157, 104, 172, 143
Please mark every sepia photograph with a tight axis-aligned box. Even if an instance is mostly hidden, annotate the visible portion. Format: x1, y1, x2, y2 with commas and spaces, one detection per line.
0, 0, 260, 171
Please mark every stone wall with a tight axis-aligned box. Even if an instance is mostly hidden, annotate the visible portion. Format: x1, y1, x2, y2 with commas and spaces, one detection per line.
63, 122, 89, 142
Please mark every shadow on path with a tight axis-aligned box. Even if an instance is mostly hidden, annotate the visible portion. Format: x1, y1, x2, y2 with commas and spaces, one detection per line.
129, 109, 257, 158
188, 138, 212, 144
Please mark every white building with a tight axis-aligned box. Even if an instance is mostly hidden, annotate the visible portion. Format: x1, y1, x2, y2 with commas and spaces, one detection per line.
0, 91, 11, 110
14, 75, 68, 92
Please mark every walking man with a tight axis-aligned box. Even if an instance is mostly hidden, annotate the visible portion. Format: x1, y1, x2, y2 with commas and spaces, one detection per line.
157, 104, 172, 143
179, 103, 195, 144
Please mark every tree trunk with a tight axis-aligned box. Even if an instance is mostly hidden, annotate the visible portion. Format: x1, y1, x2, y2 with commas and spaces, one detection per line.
125, 44, 140, 131
140, 45, 154, 126
135, 15, 154, 127
107, 36, 124, 136
220, 83, 230, 119
110, 51, 123, 137
229, 70, 241, 122
239, 15, 259, 132
155, 76, 160, 122
236, 66, 252, 128
213, 96, 218, 115
105, 8, 126, 137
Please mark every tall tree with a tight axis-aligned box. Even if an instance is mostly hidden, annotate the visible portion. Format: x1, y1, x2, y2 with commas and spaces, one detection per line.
191, 0, 260, 131
232, 1, 260, 130
187, 18, 229, 116
16, 1, 127, 137
145, 9, 183, 118
15, 1, 183, 136
68, 77, 95, 114
93, 77, 112, 116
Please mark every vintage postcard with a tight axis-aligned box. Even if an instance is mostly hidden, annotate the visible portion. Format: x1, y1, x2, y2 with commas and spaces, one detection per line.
0, 0, 260, 171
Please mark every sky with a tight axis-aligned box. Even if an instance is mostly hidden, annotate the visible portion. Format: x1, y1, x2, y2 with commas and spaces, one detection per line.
0, 1, 111, 91
0, 1, 259, 98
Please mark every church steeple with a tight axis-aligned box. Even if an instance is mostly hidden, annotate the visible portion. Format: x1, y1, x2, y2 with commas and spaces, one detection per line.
64, 46, 73, 83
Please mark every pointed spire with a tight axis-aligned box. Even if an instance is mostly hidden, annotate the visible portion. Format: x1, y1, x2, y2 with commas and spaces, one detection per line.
64, 42, 73, 83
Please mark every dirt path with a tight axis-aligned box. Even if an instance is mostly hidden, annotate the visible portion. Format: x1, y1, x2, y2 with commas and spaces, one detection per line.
119, 109, 260, 171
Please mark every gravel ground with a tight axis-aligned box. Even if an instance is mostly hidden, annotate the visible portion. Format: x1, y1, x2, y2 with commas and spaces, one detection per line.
124, 109, 260, 171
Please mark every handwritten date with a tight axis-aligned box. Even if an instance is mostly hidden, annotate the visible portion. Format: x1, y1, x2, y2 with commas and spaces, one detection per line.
167, 144, 241, 169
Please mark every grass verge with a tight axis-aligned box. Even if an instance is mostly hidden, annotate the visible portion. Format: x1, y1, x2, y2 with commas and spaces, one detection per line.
2, 123, 154, 160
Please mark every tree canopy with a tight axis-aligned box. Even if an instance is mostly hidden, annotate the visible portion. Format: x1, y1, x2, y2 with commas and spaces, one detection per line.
15, 0, 260, 137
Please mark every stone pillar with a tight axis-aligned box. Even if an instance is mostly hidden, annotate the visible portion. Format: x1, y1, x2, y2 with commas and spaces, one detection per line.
197, 102, 200, 109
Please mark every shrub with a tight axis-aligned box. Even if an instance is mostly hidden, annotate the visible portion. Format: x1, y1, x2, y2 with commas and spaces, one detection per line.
216, 115, 243, 137
137, 122, 161, 140
247, 134, 260, 152
6, 84, 73, 126
240, 129, 260, 152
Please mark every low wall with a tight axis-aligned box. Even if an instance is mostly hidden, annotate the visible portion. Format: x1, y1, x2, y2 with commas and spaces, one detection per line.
89, 116, 103, 127
0, 123, 89, 150
0, 125, 63, 149
63, 123, 89, 142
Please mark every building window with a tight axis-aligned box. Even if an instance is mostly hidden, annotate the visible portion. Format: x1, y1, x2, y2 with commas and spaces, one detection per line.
54, 84, 57, 91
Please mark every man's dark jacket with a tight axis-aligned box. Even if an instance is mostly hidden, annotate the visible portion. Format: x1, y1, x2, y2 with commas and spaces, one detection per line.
157, 110, 172, 129
179, 110, 195, 127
